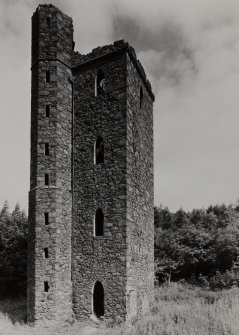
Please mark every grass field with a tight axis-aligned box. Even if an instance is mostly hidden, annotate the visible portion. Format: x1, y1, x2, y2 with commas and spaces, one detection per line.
0, 283, 239, 335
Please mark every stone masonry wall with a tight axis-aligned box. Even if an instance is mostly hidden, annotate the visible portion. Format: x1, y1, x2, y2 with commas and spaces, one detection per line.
29, 4, 154, 324
28, 5, 73, 323
125, 53, 154, 320
72, 51, 128, 321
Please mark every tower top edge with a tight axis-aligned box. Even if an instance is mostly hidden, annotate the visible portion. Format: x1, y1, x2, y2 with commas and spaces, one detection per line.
72, 40, 155, 100
31, 6, 154, 100
32, 4, 73, 22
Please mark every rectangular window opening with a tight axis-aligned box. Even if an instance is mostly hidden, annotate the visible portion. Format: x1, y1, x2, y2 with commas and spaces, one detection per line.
45, 143, 49, 156
44, 173, 49, 186
46, 71, 50, 83
44, 281, 49, 292
44, 248, 49, 259
45, 105, 50, 118
44, 212, 49, 225
46, 17, 51, 27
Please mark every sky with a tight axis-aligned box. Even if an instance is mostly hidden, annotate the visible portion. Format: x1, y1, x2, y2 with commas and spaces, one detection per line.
1, 0, 239, 212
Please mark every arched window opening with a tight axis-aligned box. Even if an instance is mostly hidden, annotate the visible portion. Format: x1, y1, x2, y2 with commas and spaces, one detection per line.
95, 136, 104, 164
140, 87, 143, 109
93, 281, 104, 318
95, 70, 105, 96
95, 208, 104, 236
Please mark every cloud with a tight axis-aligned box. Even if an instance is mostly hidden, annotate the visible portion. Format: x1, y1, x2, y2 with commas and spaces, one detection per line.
113, 17, 197, 90
152, 10, 239, 210
109, 0, 239, 210
27, 0, 115, 54
1, 0, 239, 211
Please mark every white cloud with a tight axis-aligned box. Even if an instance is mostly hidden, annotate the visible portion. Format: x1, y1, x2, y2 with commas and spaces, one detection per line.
1, 0, 239, 211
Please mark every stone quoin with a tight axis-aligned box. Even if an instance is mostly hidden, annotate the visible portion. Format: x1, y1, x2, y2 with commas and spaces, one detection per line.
28, 4, 155, 323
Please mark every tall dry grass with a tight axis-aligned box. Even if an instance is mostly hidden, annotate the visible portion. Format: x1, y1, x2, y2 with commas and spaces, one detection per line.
0, 283, 239, 335
104, 283, 239, 335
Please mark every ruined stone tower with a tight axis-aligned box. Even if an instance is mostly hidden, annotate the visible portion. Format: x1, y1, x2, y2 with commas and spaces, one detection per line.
28, 4, 154, 323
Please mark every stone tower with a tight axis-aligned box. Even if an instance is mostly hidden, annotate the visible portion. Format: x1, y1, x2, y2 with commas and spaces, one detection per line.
28, 5, 73, 322
28, 4, 155, 323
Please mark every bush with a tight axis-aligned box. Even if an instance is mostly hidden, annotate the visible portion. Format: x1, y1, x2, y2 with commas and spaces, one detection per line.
208, 270, 237, 290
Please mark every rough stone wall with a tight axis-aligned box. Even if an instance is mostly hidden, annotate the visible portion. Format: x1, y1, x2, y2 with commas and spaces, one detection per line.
72, 51, 128, 321
29, 4, 154, 324
71, 40, 153, 101
28, 5, 73, 323
125, 53, 154, 320
72, 47, 154, 322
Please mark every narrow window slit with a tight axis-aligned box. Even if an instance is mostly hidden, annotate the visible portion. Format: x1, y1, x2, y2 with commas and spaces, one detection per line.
140, 87, 143, 109
46, 17, 51, 27
44, 212, 49, 225
45, 143, 49, 156
95, 136, 104, 164
45, 173, 49, 186
95, 208, 104, 236
44, 281, 49, 292
44, 248, 49, 259
45, 105, 50, 118
46, 71, 50, 83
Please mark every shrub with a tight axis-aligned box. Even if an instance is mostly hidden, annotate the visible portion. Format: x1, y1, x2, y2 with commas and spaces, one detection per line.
208, 270, 237, 290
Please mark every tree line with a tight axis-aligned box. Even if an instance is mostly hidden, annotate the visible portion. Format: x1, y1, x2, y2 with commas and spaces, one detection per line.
155, 204, 239, 288
0, 201, 239, 297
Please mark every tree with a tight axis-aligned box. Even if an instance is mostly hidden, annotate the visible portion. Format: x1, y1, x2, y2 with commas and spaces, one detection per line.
214, 225, 239, 271
154, 203, 239, 285
0, 202, 28, 297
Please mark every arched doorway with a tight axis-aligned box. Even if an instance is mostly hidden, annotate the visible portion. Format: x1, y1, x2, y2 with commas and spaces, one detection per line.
93, 281, 104, 318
